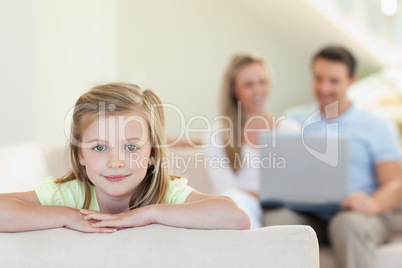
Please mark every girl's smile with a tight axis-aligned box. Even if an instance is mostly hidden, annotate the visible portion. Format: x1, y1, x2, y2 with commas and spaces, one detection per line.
103, 174, 131, 182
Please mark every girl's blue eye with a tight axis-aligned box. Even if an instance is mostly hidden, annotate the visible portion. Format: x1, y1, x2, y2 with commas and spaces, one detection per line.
125, 144, 138, 151
94, 145, 106, 151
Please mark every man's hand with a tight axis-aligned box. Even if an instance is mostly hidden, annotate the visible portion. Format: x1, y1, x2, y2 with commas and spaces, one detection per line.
341, 191, 381, 215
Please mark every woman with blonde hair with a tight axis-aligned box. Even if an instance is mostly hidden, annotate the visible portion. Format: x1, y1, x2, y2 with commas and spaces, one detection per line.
205, 53, 299, 229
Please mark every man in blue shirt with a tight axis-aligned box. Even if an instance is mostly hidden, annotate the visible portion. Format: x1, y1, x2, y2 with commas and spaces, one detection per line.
265, 45, 402, 268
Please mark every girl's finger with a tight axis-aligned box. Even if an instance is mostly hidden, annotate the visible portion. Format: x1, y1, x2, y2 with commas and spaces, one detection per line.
84, 213, 115, 221
83, 215, 94, 220
92, 219, 125, 228
95, 227, 118, 233
83, 214, 102, 220
80, 209, 96, 215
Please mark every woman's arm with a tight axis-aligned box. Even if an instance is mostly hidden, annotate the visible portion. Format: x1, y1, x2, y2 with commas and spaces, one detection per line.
81, 191, 250, 230
0, 191, 116, 233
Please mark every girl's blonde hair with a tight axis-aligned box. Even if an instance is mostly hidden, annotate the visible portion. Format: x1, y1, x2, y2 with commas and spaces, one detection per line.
219, 53, 269, 173
58, 83, 170, 209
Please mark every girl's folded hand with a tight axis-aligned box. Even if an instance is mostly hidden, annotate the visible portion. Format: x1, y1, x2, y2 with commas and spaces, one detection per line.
80, 207, 154, 229
64, 208, 117, 233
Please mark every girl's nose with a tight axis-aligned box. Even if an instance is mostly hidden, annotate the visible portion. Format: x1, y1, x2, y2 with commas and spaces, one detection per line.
107, 158, 126, 169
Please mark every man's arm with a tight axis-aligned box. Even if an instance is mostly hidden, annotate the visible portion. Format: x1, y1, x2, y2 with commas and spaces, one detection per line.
372, 161, 402, 212
342, 161, 402, 215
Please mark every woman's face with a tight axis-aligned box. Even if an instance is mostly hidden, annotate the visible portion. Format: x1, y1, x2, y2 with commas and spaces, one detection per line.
233, 62, 269, 114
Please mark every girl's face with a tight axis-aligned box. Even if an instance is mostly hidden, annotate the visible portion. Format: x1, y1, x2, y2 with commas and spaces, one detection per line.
78, 112, 153, 202
233, 62, 270, 114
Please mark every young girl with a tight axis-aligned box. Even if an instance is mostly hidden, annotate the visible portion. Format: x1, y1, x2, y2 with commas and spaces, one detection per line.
0, 83, 249, 233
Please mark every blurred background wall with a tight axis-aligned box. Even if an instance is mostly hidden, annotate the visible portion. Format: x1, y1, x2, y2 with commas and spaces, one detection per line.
1, 0, 401, 145
1, 0, 34, 144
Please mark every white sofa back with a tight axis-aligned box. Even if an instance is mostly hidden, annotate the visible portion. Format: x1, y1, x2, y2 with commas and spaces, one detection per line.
0, 143, 69, 193
0, 224, 319, 268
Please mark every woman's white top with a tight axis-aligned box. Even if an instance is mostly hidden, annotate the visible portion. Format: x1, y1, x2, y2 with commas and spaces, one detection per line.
204, 118, 300, 195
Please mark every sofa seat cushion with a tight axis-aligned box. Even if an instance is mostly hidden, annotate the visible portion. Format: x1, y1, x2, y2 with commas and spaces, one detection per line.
320, 233, 402, 268
377, 232, 402, 268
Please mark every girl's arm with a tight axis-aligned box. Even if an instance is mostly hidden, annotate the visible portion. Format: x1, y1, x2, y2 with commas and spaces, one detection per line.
151, 192, 250, 230
82, 191, 250, 230
0, 192, 116, 233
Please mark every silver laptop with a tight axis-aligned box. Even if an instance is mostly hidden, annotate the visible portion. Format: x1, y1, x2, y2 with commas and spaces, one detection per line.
258, 133, 349, 212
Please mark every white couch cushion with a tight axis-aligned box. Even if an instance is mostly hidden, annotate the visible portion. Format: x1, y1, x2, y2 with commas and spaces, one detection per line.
376, 233, 402, 268
320, 232, 402, 268
0, 225, 319, 268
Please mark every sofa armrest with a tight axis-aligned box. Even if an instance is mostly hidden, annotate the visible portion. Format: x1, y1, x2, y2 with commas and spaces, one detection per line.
0, 225, 318, 267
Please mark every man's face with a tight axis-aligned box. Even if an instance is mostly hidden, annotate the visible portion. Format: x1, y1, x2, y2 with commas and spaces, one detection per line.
312, 58, 356, 108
